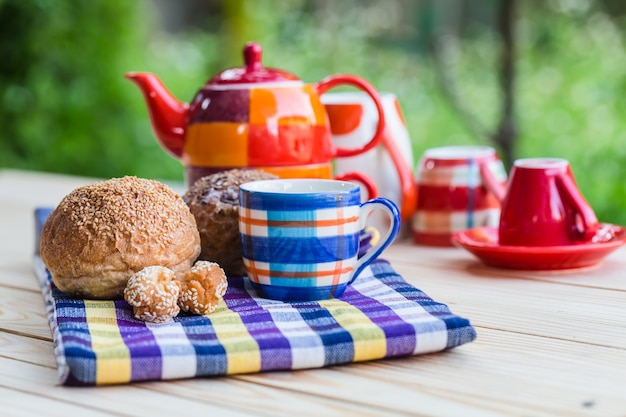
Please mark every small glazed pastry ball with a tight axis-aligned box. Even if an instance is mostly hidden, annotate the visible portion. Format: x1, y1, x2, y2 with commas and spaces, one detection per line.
40, 176, 201, 299
124, 266, 181, 324
177, 261, 228, 315
182, 169, 278, 276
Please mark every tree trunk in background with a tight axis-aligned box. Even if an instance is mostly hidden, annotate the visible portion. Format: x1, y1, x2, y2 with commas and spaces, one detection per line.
492, 0, 517, 167
432, 0, 518, 168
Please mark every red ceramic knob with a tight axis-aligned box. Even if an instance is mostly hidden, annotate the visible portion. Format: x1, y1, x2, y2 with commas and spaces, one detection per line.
244, 42, 263, 72
206, 42, 300, 85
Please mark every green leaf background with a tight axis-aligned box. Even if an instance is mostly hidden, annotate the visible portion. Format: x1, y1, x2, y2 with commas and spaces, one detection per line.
2, 0, 626, 224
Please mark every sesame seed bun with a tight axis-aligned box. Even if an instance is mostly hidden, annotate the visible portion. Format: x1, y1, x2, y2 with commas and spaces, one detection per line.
40, 176, 201, 299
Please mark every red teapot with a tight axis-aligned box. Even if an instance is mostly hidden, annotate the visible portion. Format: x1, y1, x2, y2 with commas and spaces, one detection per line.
126, 42, 386, 196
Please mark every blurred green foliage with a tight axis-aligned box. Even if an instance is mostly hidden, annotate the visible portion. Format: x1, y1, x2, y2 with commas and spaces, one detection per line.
516, 6, 626, 224
1, 0, 626, 224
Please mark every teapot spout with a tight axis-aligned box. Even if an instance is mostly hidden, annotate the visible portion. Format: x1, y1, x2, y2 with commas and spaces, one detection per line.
125, 72, 189, 158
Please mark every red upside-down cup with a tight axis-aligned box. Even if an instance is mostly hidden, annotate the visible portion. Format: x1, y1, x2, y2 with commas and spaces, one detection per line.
411, 146, 507, 246
497, 158, 598, 247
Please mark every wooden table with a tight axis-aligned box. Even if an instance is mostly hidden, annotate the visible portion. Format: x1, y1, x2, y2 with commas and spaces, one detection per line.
2, 169, 625, 417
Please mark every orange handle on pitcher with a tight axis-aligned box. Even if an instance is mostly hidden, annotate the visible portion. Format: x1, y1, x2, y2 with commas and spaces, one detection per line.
380, 128, 418, 221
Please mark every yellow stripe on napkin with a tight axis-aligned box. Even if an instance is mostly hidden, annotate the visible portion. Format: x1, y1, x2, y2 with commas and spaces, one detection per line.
319, 299, 387, 362
85, 300, 131, 384
210, 301, 261, 374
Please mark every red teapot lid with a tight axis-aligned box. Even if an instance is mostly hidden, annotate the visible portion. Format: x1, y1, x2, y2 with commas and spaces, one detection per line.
206, 42, 301, 86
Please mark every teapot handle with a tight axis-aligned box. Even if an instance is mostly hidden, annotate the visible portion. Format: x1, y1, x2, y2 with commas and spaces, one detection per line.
315, 75, 386, 158
334, 171, 379, 200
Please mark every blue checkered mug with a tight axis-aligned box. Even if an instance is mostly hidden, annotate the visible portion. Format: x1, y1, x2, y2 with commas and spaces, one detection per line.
239, 179, 401, 301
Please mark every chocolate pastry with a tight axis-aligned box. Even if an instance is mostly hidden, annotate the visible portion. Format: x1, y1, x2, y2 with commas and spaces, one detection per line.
183, 169, 278, 276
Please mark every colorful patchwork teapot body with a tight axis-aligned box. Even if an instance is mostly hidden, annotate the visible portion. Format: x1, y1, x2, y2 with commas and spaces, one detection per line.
127, 42, 386, 195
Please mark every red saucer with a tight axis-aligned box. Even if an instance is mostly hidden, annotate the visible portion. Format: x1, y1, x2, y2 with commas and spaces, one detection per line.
451, 224, 626, 270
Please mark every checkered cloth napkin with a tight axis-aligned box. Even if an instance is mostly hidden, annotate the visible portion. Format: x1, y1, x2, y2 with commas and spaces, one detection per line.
33, 208, 476, 386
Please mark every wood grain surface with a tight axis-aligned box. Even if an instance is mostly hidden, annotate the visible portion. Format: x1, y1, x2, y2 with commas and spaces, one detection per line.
1, 169, 625, 417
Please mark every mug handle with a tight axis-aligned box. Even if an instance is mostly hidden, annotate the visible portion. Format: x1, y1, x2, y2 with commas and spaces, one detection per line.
555, 173, 598, 241
348, 198, 401, 285
479, 160, 507, 203
315, 74, 386, 158
335, 171, 379, 199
